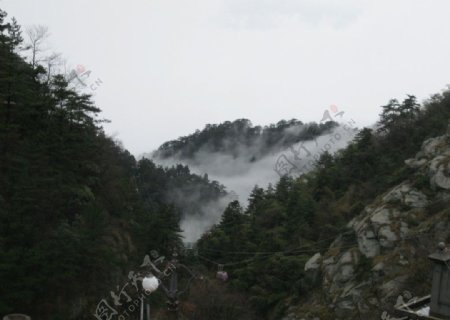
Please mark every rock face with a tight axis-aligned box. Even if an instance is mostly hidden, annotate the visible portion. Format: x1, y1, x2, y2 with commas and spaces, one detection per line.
430, 158, 450, 190
406, 134, 450, 190
305, 253, 322, 271
292, 132, 450, 320
382, 183, 429, 208
304, 253, 323, 286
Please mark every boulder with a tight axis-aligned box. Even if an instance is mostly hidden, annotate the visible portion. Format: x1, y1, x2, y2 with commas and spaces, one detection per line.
382, 183, 428, 208
405, 158, 427, 169
422, 136, 447, 157
370, 207, 392, 226
378, 225, 398, 248
357, 229, 380, 258
305, 253, 322, 271
430, 160, 450, 190
305, 252, 322, 285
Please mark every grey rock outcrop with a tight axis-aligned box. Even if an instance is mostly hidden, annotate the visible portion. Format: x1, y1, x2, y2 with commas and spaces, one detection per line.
305, 253, 322, 271
293, 132, 450, 319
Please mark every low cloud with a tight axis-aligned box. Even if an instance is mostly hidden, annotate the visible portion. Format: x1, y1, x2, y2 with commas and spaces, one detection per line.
149, 122, 357, 242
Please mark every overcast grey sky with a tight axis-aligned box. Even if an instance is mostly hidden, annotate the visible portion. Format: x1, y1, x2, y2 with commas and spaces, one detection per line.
2, 0, 450, 155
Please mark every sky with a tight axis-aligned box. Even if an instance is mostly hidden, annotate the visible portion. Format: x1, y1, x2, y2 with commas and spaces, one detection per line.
2, 0, 450, 155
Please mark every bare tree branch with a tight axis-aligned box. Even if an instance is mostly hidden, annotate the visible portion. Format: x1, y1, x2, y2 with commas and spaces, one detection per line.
25, 25, 49, 68
43, 51, 63, 82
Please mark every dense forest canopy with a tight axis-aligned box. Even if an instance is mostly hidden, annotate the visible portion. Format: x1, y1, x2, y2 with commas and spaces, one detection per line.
0, 9, 208, 318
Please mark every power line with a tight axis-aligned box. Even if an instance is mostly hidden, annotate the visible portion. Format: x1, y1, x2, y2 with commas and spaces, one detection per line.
197, 233, 345, 256
197, 254, 258, 267
196, 229, 437, 269
199, 247, 324, 256
197, 243, 359, 269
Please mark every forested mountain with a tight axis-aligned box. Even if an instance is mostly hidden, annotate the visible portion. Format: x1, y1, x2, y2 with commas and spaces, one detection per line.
0, 9, 221, 318
149, 118, 348, 219
153, 118, 337, 162
196, 92, 450, 319
148, 115, 344, 243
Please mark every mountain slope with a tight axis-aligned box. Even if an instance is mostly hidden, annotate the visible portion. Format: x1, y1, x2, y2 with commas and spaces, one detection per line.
0, 11, 186, 318
294, 129, 450, 319
195, 92, 450, 320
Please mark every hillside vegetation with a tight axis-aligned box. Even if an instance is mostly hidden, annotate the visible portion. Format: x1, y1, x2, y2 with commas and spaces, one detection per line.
0, 9, 221, 318
196, 93, 450, 319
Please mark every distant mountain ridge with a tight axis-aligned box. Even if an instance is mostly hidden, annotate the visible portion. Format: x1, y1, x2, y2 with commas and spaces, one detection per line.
147, 118, 342, 242
153, 118, 337, 162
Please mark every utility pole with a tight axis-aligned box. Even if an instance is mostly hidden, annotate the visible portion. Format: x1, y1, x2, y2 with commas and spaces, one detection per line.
143, 250, 199, 320
166, 252, 180, 320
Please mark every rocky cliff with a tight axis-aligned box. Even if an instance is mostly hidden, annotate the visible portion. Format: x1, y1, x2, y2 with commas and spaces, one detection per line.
287, 129, 450, 319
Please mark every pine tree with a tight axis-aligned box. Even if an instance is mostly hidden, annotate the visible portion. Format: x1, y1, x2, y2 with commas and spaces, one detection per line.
8, 17, 23, 51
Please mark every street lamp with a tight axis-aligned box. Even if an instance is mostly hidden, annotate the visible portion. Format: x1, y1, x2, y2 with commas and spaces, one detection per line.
140, 250, 201, 320
140, 275, 159, 320
142, 275, 159, 293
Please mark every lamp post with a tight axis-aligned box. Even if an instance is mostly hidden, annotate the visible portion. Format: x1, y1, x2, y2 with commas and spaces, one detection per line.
141, 250, 200, 320
140, 275, 159, 320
